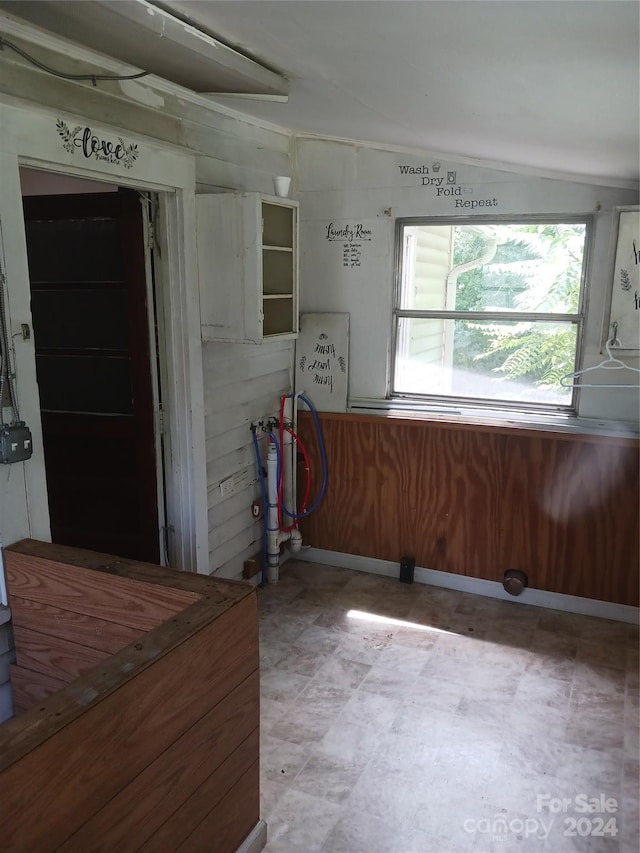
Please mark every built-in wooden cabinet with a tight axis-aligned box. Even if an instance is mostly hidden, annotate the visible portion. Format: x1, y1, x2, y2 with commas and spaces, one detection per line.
196, 192, 299, 343
1, 539, 261, 852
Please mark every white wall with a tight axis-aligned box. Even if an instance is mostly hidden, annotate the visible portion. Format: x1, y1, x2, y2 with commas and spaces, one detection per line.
1, 17, 637, 592
203, 340, 292, 578
296, 138, 639, 424
0, 22, 295, 580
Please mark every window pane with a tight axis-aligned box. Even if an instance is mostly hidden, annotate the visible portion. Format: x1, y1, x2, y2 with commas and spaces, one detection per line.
394, 317, 577, 406
399, 222, 585, 313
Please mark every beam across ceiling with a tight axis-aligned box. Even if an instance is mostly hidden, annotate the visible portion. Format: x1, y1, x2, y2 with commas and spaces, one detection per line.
0, 0, 289, 98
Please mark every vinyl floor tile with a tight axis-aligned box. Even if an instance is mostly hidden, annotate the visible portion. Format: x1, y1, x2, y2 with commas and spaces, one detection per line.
258, 561, 638, 853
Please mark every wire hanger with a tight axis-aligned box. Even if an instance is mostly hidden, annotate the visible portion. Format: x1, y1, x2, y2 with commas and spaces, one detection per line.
560, 322, 640, 389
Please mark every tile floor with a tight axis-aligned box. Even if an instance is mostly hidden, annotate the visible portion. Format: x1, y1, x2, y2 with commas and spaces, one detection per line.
257, 560, 639, 853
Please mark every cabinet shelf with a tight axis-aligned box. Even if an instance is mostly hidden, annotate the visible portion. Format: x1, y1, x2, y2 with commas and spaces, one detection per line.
196, 192, 299, 343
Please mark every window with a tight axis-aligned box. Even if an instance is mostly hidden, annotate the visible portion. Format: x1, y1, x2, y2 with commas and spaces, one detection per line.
392, 217, 590, 412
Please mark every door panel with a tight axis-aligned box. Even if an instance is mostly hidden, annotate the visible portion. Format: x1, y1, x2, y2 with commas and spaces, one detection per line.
23, 190, 160, 563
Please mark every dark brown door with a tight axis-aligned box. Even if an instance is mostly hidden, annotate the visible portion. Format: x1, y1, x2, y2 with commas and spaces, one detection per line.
23, 190, 160, 563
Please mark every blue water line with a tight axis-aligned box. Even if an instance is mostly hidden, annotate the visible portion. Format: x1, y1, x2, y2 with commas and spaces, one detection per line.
281, 393, 328, 520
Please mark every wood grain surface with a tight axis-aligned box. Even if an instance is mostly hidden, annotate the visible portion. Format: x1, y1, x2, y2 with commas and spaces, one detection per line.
1, 541, 260, 853
9, 664, 66, 714
9, 596, 143, 655
142, 737, 260, 852
176, 759, 260, 853
59, 673, 260, 851
298, 413, 639, 605
5, 553, 198, 631
11, 624, 109, 683
6, 539, 249, 603
0, 596, 257, 850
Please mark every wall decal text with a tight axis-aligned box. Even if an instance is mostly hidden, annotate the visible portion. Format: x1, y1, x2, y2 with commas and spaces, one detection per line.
56, 120, 139, 169
326, 222, 372, 242
325, 222, 372, 269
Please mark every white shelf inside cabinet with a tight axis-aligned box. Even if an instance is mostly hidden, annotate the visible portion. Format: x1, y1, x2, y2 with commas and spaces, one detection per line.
196, 192, 299, 343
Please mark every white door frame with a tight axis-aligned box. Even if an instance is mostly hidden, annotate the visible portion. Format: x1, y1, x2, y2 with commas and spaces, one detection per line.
0, 100, 209, 573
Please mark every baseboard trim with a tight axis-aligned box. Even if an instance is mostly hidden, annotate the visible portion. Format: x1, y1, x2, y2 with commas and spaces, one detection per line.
295, 548, 639, 624
236, 819, 267, 853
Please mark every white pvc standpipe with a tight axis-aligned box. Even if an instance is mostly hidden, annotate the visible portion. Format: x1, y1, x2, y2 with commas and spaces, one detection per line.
266, 443, 280, 583
266, 398, 308, 582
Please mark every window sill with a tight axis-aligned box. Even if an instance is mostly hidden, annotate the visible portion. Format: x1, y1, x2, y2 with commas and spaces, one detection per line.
347, 398, 640, 440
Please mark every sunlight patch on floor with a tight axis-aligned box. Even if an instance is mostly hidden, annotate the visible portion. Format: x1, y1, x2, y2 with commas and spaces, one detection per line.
346, 609, 454, 635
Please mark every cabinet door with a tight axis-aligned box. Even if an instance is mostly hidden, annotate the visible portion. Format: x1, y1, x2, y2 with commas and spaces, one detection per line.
196, 193, 298, 343
197, 194, 249, 342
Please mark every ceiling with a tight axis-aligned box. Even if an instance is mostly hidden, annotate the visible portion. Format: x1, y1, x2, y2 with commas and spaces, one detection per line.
0, 0, 289, 96
4, 1, 640, 185
161, 0, 640, 186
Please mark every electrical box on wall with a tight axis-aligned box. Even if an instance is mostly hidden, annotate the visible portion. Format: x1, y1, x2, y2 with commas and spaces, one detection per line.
0, 422, 33, 464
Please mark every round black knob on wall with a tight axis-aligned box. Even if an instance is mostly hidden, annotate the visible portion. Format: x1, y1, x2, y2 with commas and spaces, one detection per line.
502, 569, 529, 596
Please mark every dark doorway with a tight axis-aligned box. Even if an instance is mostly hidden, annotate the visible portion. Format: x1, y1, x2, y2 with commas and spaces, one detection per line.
22, 189, 161, 563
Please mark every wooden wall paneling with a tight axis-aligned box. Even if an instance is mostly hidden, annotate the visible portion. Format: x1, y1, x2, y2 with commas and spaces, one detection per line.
176, 759, 260, 853
59, 672, 259, 851
11, 625, 109, 683
300, 416, 380, 557
500, 435, 640, 603
389, 421, 504, 576
4, 550, 199, 631
373, 420, 421, 561
0, 595, 258, 850
9, 597, 143, 655
501, 434, 574, 591
493, 432, 549, 585
142, 733, 260, 852
9, 664, 66, 713
300, 415, 504, 575
579, 440, 638, 603
298, 413, 639, 606
568, 439, 639, 604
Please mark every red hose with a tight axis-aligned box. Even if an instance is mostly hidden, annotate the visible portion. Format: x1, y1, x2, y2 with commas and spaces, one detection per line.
277, 395, 312, 533
287, 426, 311, 512
278, 395, 288, 530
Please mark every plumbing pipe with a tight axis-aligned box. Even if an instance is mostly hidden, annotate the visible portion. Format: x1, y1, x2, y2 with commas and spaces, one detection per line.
291, 393, 298, 519
280, 393, 328, 519
289, 528, 303, 553
266, 442, 281, 583
262, 392, 329, 581
266, 433, 297, 583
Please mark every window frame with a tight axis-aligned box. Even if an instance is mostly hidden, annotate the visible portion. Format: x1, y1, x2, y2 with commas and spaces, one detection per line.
390, 214, 593, 415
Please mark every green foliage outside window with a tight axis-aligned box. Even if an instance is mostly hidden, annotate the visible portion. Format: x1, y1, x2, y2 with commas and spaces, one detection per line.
451, 223, 584, 389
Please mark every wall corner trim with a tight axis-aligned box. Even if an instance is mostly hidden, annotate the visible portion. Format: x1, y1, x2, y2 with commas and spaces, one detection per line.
236, 819, 267, 853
